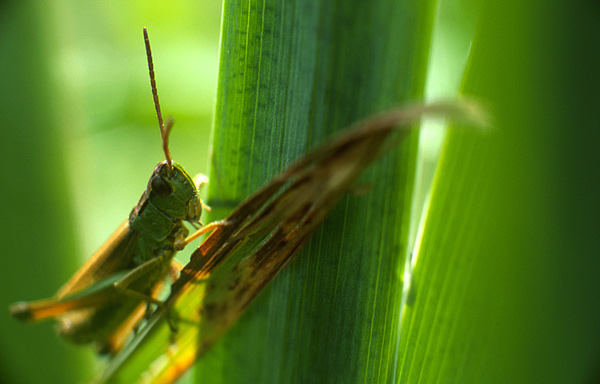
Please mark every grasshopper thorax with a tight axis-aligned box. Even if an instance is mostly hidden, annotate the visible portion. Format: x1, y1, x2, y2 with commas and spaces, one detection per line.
128, 161, 202, 235
146, 160, 202, 223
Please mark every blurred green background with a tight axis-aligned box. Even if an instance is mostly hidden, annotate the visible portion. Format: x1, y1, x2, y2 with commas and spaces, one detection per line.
0, 1, 221, 383
1, 0, 600, 383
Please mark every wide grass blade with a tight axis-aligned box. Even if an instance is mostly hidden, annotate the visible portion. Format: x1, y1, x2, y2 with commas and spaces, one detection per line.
197, 0, 436, 383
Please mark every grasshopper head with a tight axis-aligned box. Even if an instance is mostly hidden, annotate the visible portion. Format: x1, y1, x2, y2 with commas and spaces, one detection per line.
147, 161, 202, 223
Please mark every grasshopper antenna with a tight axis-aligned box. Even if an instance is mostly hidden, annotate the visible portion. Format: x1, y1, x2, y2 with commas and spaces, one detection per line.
144, 27, 173, 174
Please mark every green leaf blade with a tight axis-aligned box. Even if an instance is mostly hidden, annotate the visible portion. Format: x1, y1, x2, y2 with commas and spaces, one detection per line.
200, 0, 437, 383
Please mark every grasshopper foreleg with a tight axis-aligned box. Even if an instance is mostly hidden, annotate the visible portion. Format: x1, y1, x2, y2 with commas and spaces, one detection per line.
183, 220, 230, 245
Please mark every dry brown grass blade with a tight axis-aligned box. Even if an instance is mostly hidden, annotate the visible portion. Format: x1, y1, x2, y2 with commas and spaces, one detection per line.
174, 100, 482, 292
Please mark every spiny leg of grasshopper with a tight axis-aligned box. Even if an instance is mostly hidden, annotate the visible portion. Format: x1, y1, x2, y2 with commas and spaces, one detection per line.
115, 221, 228, 332
113, 254, 178, 331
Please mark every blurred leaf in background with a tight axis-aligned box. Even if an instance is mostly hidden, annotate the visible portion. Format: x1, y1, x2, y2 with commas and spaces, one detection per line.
399, 1, 600, 383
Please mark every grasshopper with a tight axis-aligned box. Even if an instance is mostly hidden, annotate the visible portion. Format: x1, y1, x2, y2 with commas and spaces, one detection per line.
9, 28, 218, 354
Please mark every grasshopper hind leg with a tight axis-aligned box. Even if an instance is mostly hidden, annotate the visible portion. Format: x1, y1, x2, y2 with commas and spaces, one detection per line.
112, 255, 179, 332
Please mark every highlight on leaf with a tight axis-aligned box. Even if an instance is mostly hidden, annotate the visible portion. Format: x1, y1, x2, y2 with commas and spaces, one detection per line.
96, 99, 486, 384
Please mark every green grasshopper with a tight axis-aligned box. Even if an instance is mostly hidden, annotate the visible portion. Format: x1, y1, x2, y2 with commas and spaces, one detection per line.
9, 28, 218, 354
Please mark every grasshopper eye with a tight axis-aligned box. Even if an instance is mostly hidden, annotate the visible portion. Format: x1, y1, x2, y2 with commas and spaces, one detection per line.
151, 175, 173, 197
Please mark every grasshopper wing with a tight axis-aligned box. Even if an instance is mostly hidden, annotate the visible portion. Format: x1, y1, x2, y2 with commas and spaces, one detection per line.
10, 221, 140, 322
56, 220, 140, 299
